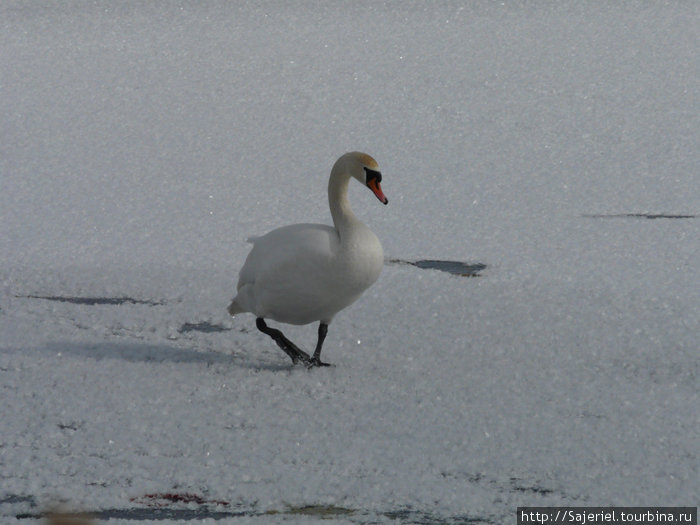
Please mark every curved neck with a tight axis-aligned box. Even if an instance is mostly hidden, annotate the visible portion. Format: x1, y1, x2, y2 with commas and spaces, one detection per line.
328, 163, 359, 239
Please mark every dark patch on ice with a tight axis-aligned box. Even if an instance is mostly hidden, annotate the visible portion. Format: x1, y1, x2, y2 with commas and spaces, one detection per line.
11, 499, 495, 523
15, 508, 244, 521
57, 421, 82, 431
5, 492, 499, 523
583, 213, 696, 220
1, 494, 39, 521
388, 258, 486, 277
17, 295, 164, 306
14, 508, 496, 523
132, 492, 230, 507
509, 477, 554, 495
0, 494, 37, 507
42, 342, 233, 364
440, 470, 568, 502
382, 508, 495, 524
272, 504, 355, 518
179, 321, 231, 333
441, 471, 485, 483
413, 260, 487, 276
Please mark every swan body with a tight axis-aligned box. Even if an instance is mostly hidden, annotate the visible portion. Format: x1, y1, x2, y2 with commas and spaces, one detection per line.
232, 222, 382, 325
228, 152, 388, 366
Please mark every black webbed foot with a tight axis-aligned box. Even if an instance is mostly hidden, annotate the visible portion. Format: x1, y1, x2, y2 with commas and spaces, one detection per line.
307, 357, 333, 368
255, 318, 335, 368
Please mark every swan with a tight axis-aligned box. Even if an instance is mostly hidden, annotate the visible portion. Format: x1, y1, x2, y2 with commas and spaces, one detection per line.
228, 152, 388, 367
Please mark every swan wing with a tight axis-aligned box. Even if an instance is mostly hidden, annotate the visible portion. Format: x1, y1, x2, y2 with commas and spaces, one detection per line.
234, 224, 346, 323
238, 223, 337, 288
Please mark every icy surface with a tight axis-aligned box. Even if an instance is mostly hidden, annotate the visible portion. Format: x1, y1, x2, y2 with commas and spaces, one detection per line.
1, 2, 698, 523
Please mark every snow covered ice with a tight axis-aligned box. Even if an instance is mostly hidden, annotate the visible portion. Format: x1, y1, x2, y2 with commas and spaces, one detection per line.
1, 2, 698, 524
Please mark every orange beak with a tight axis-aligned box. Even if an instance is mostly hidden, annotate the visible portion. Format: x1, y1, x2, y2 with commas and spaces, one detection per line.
367, 179, 388, 205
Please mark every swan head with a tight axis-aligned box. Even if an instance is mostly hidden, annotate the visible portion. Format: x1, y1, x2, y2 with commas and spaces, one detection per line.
338, 152, 388, 205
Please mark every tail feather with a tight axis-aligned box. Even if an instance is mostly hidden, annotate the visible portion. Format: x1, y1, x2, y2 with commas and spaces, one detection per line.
227, 299, 244, 317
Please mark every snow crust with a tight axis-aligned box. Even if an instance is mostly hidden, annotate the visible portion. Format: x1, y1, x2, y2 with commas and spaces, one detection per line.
1, 2, 697, 523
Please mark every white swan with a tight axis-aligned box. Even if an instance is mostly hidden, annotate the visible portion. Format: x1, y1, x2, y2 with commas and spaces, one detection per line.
228, 152, 388, 366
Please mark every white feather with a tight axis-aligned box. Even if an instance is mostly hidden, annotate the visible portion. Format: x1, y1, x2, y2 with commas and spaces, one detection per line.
228, 152, 385, 326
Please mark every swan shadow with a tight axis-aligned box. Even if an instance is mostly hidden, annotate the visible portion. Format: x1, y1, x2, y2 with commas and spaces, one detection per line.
38, 341, 234, 364
21, 341, 297, 371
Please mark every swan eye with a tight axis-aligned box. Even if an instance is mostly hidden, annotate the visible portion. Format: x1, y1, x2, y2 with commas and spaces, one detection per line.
364, 167, 382, 184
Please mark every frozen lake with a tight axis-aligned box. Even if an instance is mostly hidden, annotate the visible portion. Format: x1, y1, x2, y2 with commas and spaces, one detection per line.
1, 2, 698, 523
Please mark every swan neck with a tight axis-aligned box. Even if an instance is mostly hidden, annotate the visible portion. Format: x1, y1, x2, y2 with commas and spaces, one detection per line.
328, 165, 358, 237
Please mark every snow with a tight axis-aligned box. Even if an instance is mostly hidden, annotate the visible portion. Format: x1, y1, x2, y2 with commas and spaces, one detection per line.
1, 2, 698, 523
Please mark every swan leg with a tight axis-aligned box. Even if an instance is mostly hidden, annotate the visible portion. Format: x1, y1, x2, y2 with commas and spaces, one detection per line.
310, 323, 331, 367
256, 318, 311, 365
